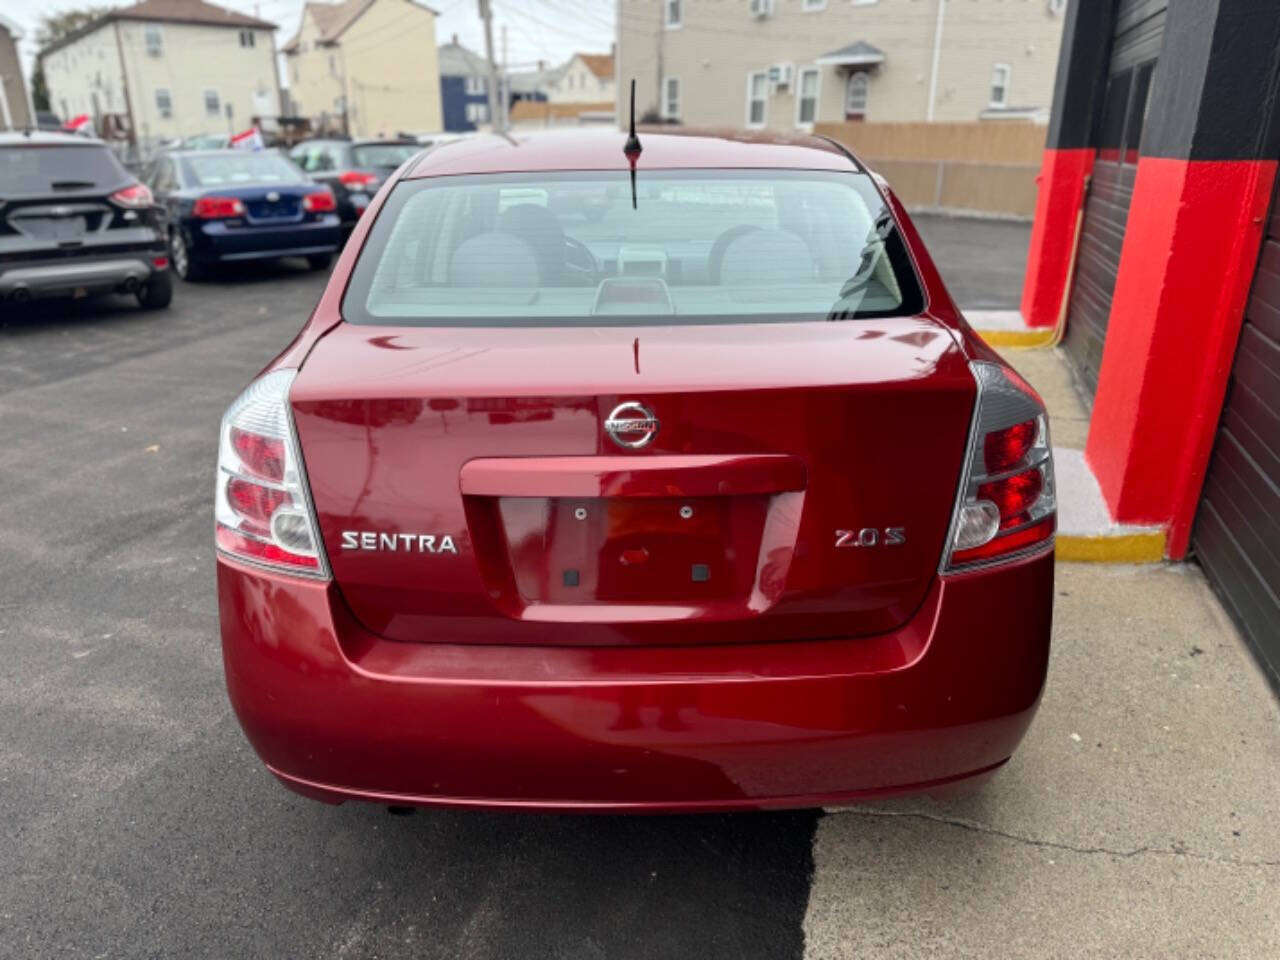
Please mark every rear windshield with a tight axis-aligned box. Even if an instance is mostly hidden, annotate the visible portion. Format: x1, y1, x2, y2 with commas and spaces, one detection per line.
181, 153, 304, 187
0, 145, 130, 197
352, 143, 419, 169
343, 170, 924, 326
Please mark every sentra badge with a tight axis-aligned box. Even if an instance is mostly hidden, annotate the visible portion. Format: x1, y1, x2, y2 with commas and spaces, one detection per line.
341, 531, 458, 553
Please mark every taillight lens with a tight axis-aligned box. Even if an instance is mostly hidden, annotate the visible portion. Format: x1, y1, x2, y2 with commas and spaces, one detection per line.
109, 182, 153, 207
193, 196, 247, 219
215, 369, 328, 578
942, 361, 1056, 571
302, 190, 336, 212
338, 170, 377, 188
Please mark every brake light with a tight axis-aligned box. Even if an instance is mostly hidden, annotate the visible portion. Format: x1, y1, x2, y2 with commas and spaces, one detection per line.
339, 170, 377, 187
109, 182, 153, 207
942, 361, 1056, 571
302, 190, 336, 212
193, 196, 247, 219
215, 370, 328, 578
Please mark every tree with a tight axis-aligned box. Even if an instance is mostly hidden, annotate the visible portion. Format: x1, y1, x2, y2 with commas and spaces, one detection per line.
31, 7, 111, 116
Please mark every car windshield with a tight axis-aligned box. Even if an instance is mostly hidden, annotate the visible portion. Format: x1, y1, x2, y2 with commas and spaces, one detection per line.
182, 153, 304, 187
344, 169, 924, 326
352, 143, 419, 169
0, 145, 130, 196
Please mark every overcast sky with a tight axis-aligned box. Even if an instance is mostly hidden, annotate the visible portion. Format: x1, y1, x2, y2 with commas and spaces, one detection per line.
7, 0, 616, 79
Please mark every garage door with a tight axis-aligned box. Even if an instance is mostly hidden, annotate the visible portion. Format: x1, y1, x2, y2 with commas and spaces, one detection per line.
1192, 177, 1280, 689
1062, 0, 1165, 399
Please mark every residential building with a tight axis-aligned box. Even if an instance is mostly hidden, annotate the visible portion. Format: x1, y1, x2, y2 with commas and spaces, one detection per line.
283, 0, 441, 138
0, 13, 34, 130
617, 0, 1065, 129
438, 37, 493, 132
39, 0, 278, 150
547, 51, 615, 104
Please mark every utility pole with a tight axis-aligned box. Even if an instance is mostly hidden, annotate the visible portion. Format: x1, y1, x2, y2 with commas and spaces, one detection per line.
478, 0, 502, 132
500, 23, 508, 131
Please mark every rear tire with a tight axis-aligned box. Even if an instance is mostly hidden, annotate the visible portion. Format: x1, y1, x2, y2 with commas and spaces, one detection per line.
306, 253, 333, 271
136, 270, 173, 310
171, 229, 206, 282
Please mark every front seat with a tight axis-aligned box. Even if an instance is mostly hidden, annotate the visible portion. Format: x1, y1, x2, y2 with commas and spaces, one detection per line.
449, 232, 540, 287
497, 203, 568, 283
717, 229, 816, 287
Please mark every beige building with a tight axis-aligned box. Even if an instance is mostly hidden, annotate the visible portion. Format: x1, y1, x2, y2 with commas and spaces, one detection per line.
40, 0, 278, 149
548, 52, 616, 104
617, 0, 1066, 130
1, 13, 34, 129
282, 0, 442, 138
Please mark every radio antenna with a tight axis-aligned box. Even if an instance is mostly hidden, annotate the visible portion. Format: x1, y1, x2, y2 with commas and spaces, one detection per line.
623, 79, 641, 209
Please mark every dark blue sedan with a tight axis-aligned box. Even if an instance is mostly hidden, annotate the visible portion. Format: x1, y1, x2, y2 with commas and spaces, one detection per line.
145, 150, 341, 281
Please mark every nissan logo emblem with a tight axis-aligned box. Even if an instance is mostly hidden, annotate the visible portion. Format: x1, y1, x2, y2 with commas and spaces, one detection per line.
266, 191, 280, 202
604, 402, 659, 449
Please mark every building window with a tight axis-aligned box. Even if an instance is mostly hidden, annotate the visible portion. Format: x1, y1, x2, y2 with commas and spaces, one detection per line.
466, 76, 487, 96
1048, 0, 1066, 13
145, 25, 163, 57
664, 0, 681, 29
155, 88, 172, 119
750, 0, 776, 16
239, 30, 255, 48
796, 67, 820, 126
466, 102, 490, 123
802, 0, 825, 10
204, 89, 221, 117
989, 63, 1011, 108
845, 72, 868, 119
746, 71, 767, 128
662, 76, 680, 120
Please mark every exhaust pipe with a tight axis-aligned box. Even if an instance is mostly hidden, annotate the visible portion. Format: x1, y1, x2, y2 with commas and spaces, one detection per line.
120, 277, 140, 294
10, 287, 31, 303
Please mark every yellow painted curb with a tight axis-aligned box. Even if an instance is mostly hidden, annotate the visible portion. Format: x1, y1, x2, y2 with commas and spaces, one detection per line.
1055, 531, 1167, 564
975, 328, 1058, 349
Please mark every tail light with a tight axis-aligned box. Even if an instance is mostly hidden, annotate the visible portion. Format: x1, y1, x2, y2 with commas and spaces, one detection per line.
339, 170, 377, 188
302, 190, 336, 212
109, 182, 153, 207
215, 369, 328, 578
942, 361, 1056, 571
193, 196, 247, 219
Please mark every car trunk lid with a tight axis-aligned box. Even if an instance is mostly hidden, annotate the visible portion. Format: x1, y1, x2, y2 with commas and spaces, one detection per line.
291, 316, 975, 646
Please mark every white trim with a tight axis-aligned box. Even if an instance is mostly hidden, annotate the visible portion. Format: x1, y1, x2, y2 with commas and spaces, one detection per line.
814, 50, 884, 67
851, 0, 879, 5
795, 66, 820, 129
745, 70, 768, 129
989, 62, 1011, 108
663, 0, 682, 29
661, 75, 680, 120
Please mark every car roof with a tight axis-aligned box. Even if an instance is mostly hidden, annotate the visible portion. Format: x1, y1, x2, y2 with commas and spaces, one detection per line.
404, 128, 858, 179
0, 130, 106, 147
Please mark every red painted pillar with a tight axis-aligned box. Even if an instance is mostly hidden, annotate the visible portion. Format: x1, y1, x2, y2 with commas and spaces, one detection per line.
1084, 0, 1280, 558
1021, 149, 1093, 328
1020, 0, 1115, 328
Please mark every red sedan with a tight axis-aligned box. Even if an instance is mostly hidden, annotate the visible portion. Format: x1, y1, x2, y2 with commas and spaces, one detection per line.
215, 128, 1055, 812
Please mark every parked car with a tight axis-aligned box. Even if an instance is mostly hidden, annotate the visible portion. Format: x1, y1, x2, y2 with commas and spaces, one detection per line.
215, 129, 1056, 813
288, 137, 420, 232
146, 149, 341, 281
0, 131, 170, 309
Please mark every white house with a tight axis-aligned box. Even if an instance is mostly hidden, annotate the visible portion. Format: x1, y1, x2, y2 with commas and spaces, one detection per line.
39, 0, 279, 151
547, 52, 615, 105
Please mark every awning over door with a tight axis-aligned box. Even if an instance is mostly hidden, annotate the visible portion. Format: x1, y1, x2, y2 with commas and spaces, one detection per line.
815, 41, 885, 69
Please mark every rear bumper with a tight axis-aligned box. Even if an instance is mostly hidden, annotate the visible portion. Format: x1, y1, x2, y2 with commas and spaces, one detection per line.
0, 255, 162, 300
218, 549, 1053, 812
192, 216, 341, 262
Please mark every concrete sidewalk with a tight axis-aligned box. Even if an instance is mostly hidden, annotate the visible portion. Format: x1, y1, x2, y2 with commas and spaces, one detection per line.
807, 562, 1280, 958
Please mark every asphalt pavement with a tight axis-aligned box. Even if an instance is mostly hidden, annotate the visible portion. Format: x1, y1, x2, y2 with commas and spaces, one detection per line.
3, 226, 1277, 959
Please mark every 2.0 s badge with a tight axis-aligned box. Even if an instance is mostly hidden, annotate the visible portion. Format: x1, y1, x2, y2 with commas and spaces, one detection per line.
835, 527, 906, 548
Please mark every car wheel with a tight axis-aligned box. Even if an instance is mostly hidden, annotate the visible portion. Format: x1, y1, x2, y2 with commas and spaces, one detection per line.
307, 253, 333, 271
136, 270, 173, 310
171, 229, 205, 282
